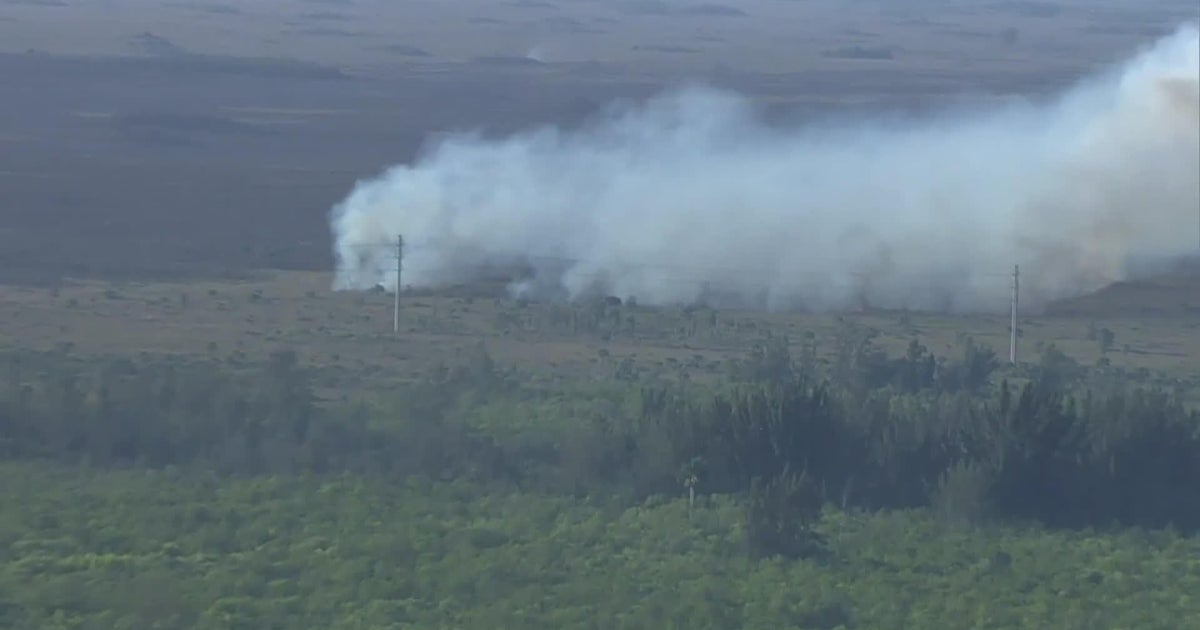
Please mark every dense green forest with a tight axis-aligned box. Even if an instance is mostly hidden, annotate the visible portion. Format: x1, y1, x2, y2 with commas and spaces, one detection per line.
1, 323, 1198, 628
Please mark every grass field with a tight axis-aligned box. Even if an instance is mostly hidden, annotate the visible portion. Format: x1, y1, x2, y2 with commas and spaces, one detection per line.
3, 461, 1198, 630
2, 269, 1198, 395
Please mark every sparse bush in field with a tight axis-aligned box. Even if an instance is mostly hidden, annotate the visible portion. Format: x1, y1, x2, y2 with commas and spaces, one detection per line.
744, 473, 825, 559
830, 320, 889, 390
734, 335, 793, 385
1032, 343, 1082, 391
614, 357, 638, 382
930, 460, 993, 526
936, 336, 998, 393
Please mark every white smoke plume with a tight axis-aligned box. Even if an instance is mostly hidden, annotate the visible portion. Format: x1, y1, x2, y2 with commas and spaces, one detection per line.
330, 24, 1200, 313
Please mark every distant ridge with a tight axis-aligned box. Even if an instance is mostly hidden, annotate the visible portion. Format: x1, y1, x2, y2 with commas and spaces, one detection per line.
1045, 255, 1200, 317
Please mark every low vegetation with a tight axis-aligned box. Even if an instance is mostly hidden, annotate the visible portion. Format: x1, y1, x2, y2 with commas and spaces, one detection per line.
1, 308, 1197, 627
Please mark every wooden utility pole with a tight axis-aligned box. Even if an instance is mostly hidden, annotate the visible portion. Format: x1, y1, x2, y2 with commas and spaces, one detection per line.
394, 235, 403, 336
1009, 264, 1019, 364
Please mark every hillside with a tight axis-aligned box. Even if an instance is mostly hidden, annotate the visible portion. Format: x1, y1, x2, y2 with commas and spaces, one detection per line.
1046, 261, 1200, 317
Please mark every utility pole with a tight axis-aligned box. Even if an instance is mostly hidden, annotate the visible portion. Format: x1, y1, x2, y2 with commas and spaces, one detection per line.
394, 234, 403, 336
1009, 264, 1019, 364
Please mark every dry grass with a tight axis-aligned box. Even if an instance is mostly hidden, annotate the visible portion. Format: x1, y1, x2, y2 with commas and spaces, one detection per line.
2, 270, 1197, 399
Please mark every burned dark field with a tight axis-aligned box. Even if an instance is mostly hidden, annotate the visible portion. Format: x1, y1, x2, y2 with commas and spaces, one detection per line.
1, 1, 1199, 628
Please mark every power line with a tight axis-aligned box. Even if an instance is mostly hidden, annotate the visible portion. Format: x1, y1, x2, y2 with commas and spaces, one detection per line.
1010, 264, 1019, 364
379, 230, 1027, 360
393, 235, 403, 336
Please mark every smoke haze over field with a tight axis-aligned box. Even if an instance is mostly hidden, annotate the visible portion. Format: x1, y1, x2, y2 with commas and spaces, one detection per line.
330, 24, 1200, 313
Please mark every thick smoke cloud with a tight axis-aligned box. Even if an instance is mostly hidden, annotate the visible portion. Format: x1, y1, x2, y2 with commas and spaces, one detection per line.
330, 25, 1200, 313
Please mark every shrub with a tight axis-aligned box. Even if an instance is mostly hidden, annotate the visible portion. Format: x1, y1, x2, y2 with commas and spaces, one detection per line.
744, 473, 825, 559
